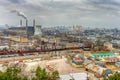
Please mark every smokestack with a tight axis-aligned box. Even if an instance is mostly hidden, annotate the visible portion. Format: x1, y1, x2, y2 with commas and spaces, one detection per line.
20, 19, 22, 27
26, 19, 28, 27
26, 19, 28, 38
26, 19, 28, 32
33, 19, 35, 27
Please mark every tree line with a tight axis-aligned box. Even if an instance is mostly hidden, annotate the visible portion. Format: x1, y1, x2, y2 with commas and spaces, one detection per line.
0, 66, 60, 80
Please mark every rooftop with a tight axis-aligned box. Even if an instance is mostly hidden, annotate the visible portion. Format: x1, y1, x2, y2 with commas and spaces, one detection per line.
60, 73, 88, 80
91, 52, 115, 57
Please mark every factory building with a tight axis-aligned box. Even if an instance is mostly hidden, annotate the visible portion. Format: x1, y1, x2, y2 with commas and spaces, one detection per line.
27, 26, 35, 36
8, 26, 34, 36
6, 19, 42, 37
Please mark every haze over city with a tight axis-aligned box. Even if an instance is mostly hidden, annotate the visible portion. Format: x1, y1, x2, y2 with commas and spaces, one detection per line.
0, 0, 120, 80
0, 0, 120, 28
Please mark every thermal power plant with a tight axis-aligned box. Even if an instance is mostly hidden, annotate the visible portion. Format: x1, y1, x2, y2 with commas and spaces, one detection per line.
6, 19, 42, 38
34, 25, 42, 37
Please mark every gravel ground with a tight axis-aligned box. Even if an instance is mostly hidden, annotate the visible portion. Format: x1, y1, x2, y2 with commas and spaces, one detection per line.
23, 58, 98, 80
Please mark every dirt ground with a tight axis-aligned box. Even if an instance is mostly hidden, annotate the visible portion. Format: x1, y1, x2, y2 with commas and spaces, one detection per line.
23, 58, 98, 80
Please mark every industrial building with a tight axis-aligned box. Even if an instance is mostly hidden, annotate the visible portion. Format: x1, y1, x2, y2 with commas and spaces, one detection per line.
8, 26, 34, 36
4, 19, 42, 37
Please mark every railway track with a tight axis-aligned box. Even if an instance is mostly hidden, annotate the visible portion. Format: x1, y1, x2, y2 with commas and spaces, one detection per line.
0, 46, 91, 55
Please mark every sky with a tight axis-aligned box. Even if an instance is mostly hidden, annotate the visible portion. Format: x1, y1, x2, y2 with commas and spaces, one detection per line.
0, 0, 120, 28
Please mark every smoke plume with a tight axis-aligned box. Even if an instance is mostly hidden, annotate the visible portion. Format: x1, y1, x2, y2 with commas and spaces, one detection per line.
10, 9, 27, 19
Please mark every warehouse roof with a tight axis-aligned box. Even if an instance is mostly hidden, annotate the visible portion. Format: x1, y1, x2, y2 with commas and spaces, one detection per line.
91, 52, 115, 57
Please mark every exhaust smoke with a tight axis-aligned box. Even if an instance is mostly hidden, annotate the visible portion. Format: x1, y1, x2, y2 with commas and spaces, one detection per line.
10, 9, 27, 20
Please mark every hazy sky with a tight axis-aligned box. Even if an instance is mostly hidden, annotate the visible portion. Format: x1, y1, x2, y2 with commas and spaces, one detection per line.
0, 0, 120, 28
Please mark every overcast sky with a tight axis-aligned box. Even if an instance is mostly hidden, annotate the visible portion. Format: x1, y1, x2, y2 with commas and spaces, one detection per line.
0, 0, 120, 28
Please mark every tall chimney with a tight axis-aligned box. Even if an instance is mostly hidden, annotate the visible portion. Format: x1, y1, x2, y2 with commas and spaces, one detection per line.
33, 19, 35, 27
20, 19, 22, 27
26, 19, 28, 27
26, 19, 28, 38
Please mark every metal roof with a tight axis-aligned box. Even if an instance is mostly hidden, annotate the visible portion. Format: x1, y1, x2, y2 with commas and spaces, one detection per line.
60, 73, 88, 80
91, 52, 115, 57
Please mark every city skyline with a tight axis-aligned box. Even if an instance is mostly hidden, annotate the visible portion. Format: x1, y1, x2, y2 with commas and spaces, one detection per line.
0, 0, 120, 28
